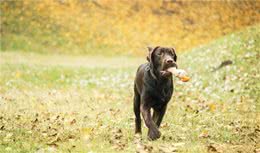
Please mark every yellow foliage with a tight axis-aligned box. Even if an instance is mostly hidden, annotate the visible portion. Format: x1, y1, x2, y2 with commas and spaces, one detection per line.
1, 0, 259, 55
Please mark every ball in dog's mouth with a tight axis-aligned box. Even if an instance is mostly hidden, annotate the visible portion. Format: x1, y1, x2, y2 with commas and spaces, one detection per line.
160, 66, 177, 77
166, 67, 190, 82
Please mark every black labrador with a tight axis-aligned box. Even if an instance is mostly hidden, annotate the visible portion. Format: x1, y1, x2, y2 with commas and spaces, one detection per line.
134, 46, 177, 140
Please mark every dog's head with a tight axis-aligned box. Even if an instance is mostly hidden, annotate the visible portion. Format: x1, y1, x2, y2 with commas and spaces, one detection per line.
147, 46, 177, 78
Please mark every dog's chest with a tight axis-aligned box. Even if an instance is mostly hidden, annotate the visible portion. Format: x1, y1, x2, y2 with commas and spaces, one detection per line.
157, 84, 173, 103
147, 80, 173, 104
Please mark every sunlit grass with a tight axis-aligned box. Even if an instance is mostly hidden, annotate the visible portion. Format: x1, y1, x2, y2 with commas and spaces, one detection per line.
0, 26, 259, 152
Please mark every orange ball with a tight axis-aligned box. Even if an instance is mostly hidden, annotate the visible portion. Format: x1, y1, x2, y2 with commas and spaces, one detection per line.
181, 76, 190, 82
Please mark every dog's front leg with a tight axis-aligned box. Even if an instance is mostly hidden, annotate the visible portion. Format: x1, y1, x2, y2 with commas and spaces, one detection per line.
141, 104, 161, 140
152, 105, 167, 128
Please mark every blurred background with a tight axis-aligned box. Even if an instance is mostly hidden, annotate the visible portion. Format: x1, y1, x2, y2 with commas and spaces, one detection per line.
1, 0, 259, 55
1, 1, 260, 152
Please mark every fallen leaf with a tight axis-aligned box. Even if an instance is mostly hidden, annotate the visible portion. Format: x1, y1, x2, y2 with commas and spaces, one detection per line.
81, 127, 94, 142
207, 144, 218, 152
70, 119, 76, 125
208, 103, 216, 112
172, 142, 185, 147
199, 130, 210, 138
158, 144, 178, 153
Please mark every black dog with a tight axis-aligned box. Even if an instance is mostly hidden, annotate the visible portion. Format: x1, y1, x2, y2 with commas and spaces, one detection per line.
134, 46, 177, 140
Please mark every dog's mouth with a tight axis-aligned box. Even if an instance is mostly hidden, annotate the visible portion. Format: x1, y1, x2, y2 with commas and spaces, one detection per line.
160, 70, 172, 77
160, 64, 177, 77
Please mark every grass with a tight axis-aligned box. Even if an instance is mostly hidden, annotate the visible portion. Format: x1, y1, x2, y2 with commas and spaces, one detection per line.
0, 26, 259, 153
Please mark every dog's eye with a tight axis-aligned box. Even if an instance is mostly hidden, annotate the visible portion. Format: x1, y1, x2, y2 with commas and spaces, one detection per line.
157, 51, 163, 56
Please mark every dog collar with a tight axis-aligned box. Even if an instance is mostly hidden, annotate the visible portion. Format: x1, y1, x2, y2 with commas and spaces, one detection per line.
145, 64, 157, 80
150, 69, 157, 80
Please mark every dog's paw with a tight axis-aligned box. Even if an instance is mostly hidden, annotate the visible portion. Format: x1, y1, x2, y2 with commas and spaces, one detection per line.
148, 128, 161, 140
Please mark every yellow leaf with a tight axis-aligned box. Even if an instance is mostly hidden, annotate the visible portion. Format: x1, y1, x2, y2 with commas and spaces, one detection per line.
199, 130, 209, 138
15, 71, 21, 78
208, 103, 216, 112
81, 127, 94, 142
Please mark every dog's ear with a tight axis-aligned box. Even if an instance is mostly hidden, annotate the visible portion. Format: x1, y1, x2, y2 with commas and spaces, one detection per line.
146, 46, 153, 61
147, 46, 160, 65
172, 47, 177, 62
147, 46, 153, 52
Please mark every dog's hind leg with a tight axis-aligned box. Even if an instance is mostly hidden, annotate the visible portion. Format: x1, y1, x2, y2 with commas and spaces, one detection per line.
134, 85, 142, 134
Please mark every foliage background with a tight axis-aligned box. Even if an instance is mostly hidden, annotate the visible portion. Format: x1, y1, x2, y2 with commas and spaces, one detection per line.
1, 0, 259, 55
1, 1, 260, 152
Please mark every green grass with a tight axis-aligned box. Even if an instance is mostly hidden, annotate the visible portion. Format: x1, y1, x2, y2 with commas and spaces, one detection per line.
0, 26, 259, 153
0, 33, 135, 56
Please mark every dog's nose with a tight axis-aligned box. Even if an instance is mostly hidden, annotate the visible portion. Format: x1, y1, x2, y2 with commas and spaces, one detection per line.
166, 59, 173, 64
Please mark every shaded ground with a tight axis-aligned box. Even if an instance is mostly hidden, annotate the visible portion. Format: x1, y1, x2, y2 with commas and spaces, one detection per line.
0, 26, 259, 152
